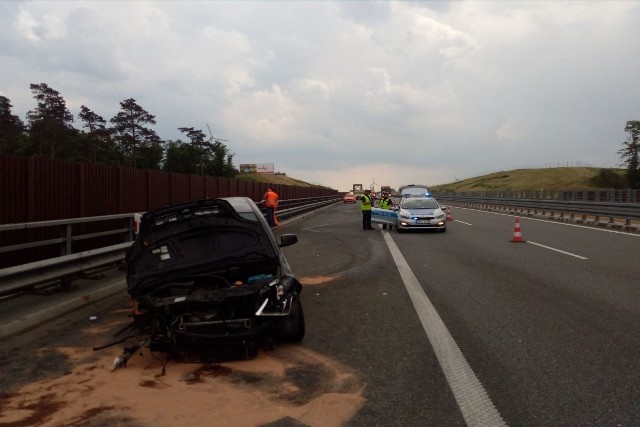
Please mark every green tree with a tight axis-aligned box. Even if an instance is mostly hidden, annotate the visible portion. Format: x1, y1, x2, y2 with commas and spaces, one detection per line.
26, 83, 76, 159
587, 168, 626, 188
77, 105, 119, 164
136, 140, 164, 170
0, 95, 27, 155
619, 120, 640, 188
177, 127, 209, 175
163, 139, 200, 174
206, 138, 237, 178
172, 127, 236, 177
109, 98, 162, 168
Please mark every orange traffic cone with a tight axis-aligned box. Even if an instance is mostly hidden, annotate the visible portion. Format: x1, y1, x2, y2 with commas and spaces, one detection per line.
446, 207, 453, 221
510, 216, 525, 242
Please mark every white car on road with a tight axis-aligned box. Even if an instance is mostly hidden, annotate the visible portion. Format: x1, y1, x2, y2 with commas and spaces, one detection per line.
372, 195, 447, 233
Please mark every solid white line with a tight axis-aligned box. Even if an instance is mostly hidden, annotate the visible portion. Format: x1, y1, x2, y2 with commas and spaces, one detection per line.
526, 241, 588, 259
383, 232, 506, 426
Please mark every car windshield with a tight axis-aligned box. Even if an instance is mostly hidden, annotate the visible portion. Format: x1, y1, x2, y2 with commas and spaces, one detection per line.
401, 197, 439, 209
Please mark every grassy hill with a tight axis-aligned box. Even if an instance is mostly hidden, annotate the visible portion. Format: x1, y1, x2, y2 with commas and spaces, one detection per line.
235, 167, 627, 193
430, 167, 626, 192
234, 172, 331, 188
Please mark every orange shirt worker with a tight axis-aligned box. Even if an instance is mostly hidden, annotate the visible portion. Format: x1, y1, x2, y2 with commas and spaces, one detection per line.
262, 188, 279, 227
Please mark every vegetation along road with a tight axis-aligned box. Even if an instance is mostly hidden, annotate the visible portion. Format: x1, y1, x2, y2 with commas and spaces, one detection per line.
1, 201, 639, 426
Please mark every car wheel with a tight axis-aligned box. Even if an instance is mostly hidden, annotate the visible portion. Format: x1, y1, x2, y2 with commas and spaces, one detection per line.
279, 295, 305, 342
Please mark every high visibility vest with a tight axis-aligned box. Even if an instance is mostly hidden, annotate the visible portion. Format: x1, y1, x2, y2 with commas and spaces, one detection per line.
360, 194, 372, 211
264, 191, 278, 207
379, 198, 392, 209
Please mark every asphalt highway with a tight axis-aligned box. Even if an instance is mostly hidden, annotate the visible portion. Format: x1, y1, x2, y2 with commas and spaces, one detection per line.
281, 203, 640, 425
2, 202, 640, 426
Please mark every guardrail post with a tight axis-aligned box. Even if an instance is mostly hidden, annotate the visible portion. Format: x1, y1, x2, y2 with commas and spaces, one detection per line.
63, 224, 72, 256
127, 217, 134, 242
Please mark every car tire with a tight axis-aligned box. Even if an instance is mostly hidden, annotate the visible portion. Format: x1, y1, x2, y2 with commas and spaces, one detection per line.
279, 295, 305, 342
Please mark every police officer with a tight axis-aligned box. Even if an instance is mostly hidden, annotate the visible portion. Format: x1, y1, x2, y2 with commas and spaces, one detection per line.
378, 192, 394, 230
359, 189, 374, 230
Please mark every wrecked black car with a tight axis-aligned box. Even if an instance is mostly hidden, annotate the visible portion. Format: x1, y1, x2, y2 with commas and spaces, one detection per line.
114, 197, 304, 364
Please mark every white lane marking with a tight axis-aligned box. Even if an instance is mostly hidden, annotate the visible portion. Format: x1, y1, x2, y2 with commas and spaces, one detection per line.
526, 241, 588, 259
383, 232, 506, 426
455, 220, 473, 226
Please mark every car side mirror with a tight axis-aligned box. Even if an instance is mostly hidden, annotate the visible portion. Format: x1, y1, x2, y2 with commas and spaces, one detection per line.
279, 234, 298, 247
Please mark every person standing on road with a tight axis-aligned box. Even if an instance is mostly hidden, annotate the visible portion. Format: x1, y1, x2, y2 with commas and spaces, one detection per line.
359, 189, 374, 230
262, 188, 279, 227
378, 192, 394, 230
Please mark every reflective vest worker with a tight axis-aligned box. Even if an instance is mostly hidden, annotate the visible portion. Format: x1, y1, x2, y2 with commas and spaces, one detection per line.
378, 193, 394, 230
360, 189, 374, 230
262, 188, 279, 227
379, 194, 392, 209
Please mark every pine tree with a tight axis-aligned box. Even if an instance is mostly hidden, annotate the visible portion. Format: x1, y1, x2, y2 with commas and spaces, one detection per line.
26, 83, 75, 159
109, 98, 162, 168
0, 95, 26, 155
619, 120, 640, 188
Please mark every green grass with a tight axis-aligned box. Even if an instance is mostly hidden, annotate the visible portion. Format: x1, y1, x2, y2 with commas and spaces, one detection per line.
234, 173, 333, 189
430, 167, 626, 192
236, 167, 627, 192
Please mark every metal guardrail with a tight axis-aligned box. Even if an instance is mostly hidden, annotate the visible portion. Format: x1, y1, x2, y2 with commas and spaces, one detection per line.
434, 194, 640, 227
0, 196, 341, 298
0, 243, 131, 298
0, 214, 137, 256
435, 189, 640, 203
267, 195, 341, 220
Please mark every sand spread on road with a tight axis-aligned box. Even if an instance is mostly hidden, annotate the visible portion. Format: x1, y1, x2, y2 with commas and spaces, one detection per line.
0, 343, 364, 427
0, 276, 363, 427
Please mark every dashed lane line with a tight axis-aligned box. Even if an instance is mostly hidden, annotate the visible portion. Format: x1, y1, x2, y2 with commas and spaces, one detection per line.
526, 241, 588, 259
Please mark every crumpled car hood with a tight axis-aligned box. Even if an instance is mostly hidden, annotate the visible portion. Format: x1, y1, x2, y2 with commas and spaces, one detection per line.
126, 199, 278, 294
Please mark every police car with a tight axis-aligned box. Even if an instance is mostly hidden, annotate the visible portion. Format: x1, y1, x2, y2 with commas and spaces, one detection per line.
399, 184, 431, 198
371, 190, 447, 233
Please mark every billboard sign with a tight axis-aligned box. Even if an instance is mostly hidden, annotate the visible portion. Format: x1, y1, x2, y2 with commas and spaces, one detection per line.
239, 163, 275, 174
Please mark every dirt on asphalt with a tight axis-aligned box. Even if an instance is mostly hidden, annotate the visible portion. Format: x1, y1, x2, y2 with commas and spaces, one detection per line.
0, 276, 364, 427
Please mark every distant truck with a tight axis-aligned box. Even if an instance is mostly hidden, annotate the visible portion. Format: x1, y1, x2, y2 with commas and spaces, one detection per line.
399, 184, 431, 198
380, 185, 392, 194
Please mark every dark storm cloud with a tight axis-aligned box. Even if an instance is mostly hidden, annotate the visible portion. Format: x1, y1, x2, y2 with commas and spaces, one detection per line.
2, 1, 639, 190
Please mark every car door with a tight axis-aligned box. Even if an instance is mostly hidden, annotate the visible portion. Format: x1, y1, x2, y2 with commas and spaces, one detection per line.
371, 206, 398, 227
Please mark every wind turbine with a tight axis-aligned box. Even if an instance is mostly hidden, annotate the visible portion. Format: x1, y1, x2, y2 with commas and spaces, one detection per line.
205, 122, 229, 144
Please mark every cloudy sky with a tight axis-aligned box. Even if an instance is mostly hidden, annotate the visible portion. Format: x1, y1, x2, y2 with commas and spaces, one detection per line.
2, 1, 639, 192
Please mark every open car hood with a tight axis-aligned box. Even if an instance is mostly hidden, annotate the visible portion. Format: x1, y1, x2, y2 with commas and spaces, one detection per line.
126, 199, 278, 294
